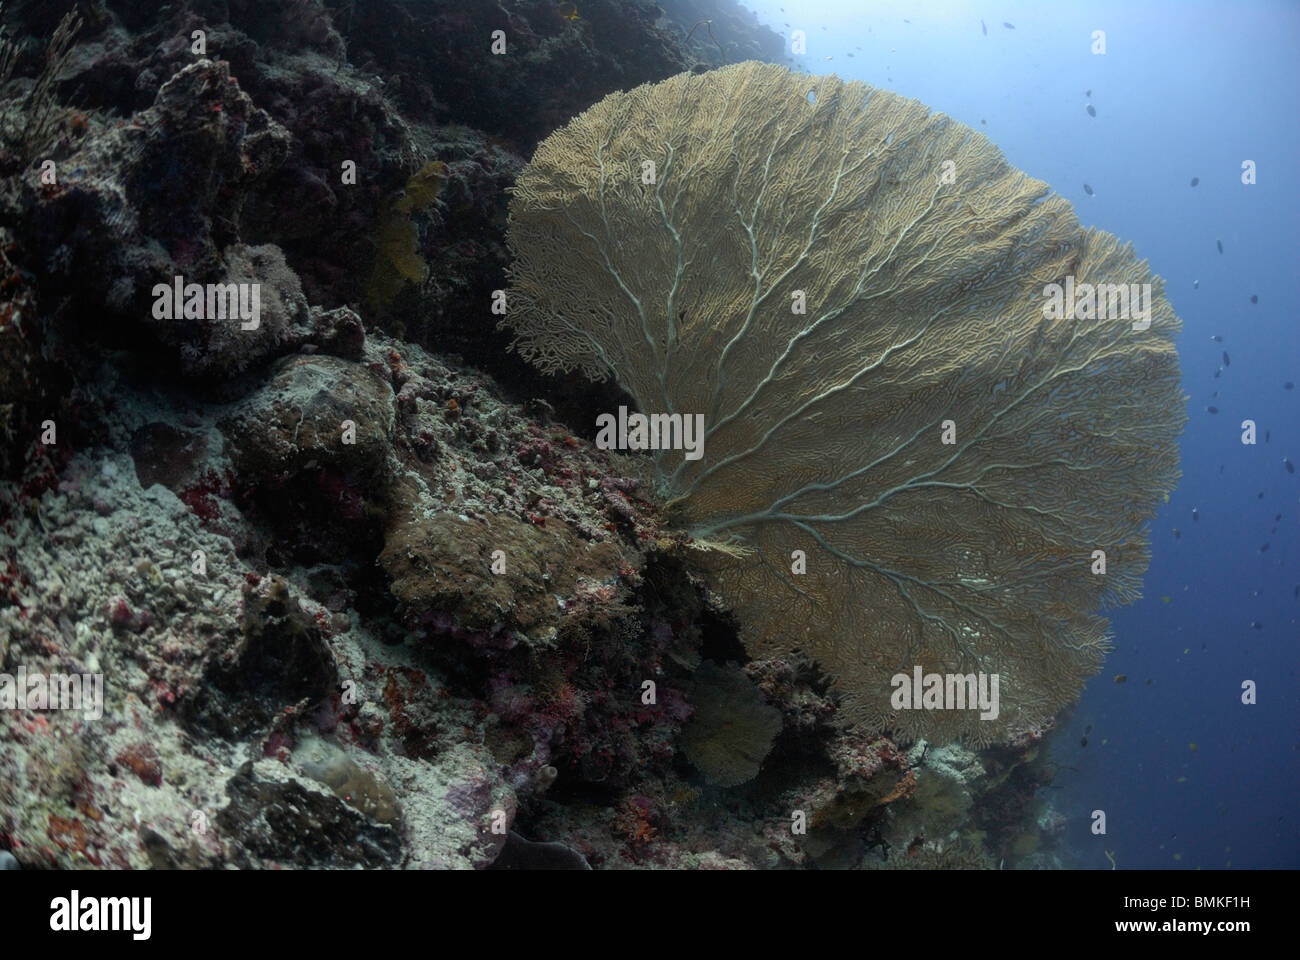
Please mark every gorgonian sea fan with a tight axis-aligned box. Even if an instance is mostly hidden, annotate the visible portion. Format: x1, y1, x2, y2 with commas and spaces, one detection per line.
503, 62, 1185, 744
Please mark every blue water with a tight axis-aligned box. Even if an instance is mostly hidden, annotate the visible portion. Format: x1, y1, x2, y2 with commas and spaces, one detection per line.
745, 0, 1300, 869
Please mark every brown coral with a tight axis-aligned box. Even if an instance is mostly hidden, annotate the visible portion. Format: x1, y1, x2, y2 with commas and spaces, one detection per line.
380, 488, 624, 641
682, 661, 782, 787
503, 61, 1185, 744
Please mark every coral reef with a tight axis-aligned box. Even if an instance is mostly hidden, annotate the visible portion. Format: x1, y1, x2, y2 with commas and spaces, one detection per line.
0, 0, 1077, 871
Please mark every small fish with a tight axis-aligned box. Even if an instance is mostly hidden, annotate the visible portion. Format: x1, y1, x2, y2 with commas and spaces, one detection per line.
981, 19, 987, 35
1275, 514, 1283, 522
1250, 294, 1258, 304
824, 55, 833, 60
1223, 351, 1230, 366
1190, 177, 1199, 187
1114, 674, 1127, 684
557, 1, 580, 21
1286, 458, 1295, 474
1206, 405, 1218, 414
1265, 430, 1270, 442
1145, 678, 1153, 686
1160, 595, 1171, 604
1294, 584, 1299, 599
1003, 21, 1015, 29
1214, 368, 1221, 378
1083, 183, 1094, 196
1176, 776, 1187, 783
1085, 724, 1092, 734
1172, 527, 1181, 539
1262, 543, 1271, 552
1258, 491, 1265, 499
1211, 334, 1222, 341
1080, 737, 1088, 747
846, 52, 854, 57
1086, 89, 1092, 97
1193, 279, 1199, 289
1189, 743, 1198, 751
1192, 508, 1198, 522
1086, 104, 1096, 117
1217, 239, 1224, 254
1286, 382, 1295, 390
1251, 620, 1263, 629
980, 118, 987, 125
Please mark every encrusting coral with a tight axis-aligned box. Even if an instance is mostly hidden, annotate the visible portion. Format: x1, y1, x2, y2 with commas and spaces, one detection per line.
503, 60, 1185, 745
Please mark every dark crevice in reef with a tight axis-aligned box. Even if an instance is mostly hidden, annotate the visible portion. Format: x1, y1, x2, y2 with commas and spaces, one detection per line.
697, 605, 748, 666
